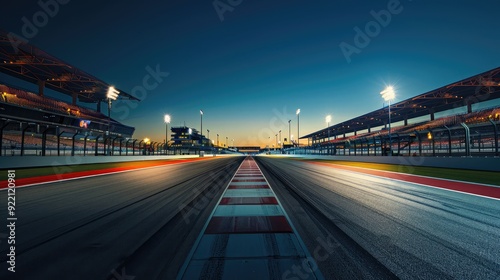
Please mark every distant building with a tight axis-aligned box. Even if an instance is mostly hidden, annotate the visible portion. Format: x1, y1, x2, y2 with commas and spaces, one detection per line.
170, 126, 211, 150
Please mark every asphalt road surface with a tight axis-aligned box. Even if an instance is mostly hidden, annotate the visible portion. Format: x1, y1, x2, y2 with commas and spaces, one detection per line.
0, 156, 243, 280
255, 156, 500, 280
1, 156, 499, 279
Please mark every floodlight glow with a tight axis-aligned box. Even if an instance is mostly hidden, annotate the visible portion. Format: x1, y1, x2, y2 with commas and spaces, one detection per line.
325, 115, 332, 123
188, 128, 192, 134
296, 108, 300, 115
164, 114, 171, 124
200, 110, 203, 115
380, 86, 395, 101
144, 138, 150, 144
107, 86, 119, 100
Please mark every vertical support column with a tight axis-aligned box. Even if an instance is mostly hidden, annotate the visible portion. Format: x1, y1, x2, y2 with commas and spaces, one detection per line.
57, 128, 63, 156
41, 126, 48, 156
444, 125, 452, 156
21, 123, 30, 156
71, 132, 78, 156
408, 135, 411, 156
414, 130, 422, 156
111, 137, 116, 156
396, 133, 401, 155
488, 119, 498, 156
0, 121, 10, 156
95, 135, 101, 156
460, 123, 471, 156
84, 135, 88, 156
38, 80, 45, 97
428, 129, 436, 156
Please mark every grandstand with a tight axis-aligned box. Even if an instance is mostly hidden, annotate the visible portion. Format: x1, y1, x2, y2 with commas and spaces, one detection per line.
297, 67, 500, 157
0, 29, 141, 156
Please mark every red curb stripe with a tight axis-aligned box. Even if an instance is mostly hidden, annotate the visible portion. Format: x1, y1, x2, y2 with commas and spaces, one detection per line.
228, 185, 270, 189
308, 161, 500, 199
0, 158, 211, 188
231, 179, 266, 182
205, 216, 292, 234
219, 197, 278, 205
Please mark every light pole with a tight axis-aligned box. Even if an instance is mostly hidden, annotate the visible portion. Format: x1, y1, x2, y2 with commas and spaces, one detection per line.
200, 110, 203, 145
207, 129, 210, 143
296, 109, 300, 148
106, 86, 119, 156
288, 119, 291, 144
275, 134, 278, 150
279, 130, 282, 150
380, 86, 395, 156
164, 114, 171, 155
326, 115, 331, 155
217, 134, 219, 147
226, 136, 228, 148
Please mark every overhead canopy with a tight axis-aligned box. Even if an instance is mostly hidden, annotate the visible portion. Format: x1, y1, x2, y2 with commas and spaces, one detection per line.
302, 66, 500, 139
0, 29, 139, 103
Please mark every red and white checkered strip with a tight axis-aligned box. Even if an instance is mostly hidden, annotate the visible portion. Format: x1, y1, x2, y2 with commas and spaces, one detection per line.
177, 157, 324, 280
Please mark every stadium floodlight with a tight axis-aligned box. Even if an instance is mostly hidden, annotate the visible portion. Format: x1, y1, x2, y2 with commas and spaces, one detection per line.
380, 86, 395, 102
164, 114, 171, 155
107, 86, 120, 100
296, 109, 300, 149
106, 86, 120, 156
380, 86, 395, 156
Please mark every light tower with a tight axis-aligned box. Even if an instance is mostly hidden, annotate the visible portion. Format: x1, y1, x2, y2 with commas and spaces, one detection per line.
380, 86, 395, 156
106, 86, 119, 155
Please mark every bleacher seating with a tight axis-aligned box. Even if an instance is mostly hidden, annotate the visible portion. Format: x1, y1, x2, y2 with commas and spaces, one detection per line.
0, 83, 109, 122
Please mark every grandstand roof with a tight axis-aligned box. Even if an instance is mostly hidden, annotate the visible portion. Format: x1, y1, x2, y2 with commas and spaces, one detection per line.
302, 66, 500, 139
0, 30, 139, 103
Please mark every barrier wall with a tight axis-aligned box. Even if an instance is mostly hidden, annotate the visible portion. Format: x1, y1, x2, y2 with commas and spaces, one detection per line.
265, 155, 500, 172
0, 154, 237, 169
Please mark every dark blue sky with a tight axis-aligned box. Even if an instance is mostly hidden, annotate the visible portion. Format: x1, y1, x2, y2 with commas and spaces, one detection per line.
3, 0, 500, 146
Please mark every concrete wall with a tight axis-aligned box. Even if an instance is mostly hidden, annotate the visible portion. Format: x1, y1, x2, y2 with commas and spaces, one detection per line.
264, 155, 500, 172
0, 154, 236, 169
